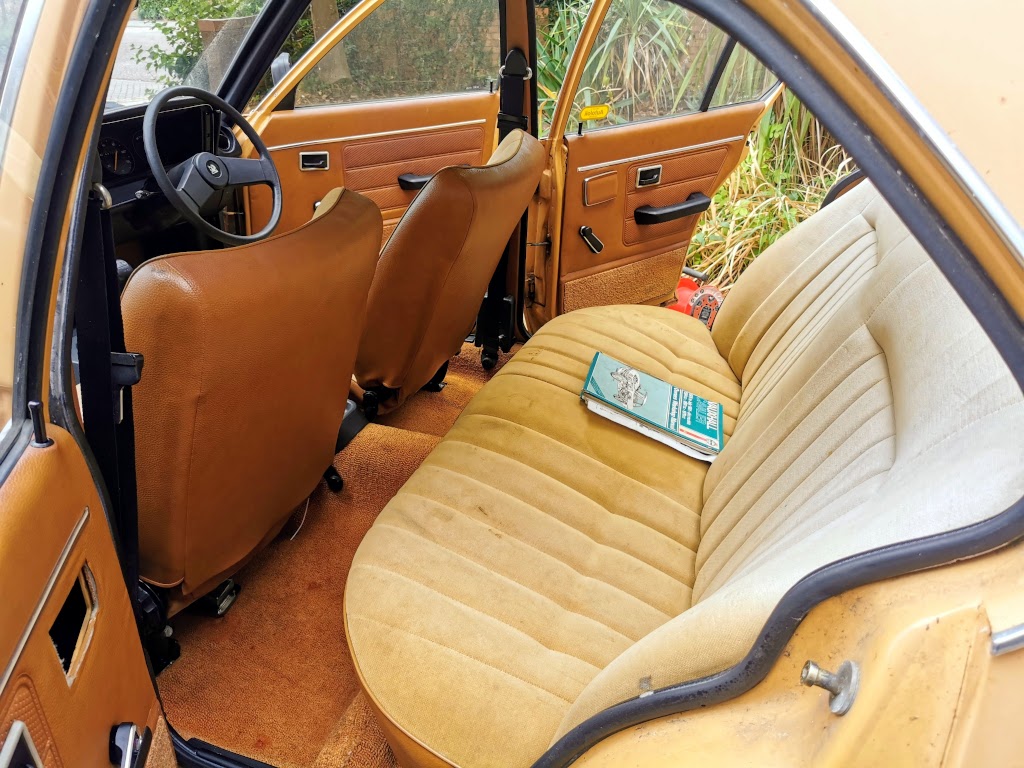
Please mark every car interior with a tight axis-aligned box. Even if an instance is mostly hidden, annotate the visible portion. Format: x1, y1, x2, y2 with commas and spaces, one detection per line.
38, 0, 1024, 766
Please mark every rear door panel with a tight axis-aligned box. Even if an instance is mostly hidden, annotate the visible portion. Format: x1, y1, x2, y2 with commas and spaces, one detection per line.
248, 90, 498, 238
0, 430, 161, 766
557, 103, 761, 313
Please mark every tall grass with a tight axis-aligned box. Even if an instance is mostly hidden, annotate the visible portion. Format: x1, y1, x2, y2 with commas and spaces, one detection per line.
688, 90, 854, 289
536, 0, 854, 289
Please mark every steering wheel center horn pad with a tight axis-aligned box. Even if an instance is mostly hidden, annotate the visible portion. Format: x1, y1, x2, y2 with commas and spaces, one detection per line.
143, 85, 283, 245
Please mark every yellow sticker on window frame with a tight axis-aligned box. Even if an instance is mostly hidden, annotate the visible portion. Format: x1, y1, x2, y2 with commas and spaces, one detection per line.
579, 104, 610, 122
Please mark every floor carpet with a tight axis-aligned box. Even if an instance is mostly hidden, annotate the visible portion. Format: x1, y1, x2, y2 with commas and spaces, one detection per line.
158, 343, 512, 767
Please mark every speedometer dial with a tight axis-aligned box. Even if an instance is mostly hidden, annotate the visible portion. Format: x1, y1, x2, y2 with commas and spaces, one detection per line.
99, 137, 134, 176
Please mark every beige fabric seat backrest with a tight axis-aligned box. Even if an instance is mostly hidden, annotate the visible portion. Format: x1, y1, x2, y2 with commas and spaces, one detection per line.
559, 181, 1024, 731
355, 129, 546, 410
344, 181, 1024, 767
123, 188, 381, 611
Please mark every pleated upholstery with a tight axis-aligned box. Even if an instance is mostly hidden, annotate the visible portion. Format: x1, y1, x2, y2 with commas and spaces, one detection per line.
346, 304, 740, 766
345, 181, 1024, 767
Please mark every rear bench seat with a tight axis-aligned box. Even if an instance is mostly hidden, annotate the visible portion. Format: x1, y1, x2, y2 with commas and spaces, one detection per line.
344, 181, 1024, 767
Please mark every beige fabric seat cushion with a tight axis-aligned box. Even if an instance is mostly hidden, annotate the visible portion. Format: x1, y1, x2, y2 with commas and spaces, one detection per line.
346, 305, 739, 764
345, 181, 1024, 767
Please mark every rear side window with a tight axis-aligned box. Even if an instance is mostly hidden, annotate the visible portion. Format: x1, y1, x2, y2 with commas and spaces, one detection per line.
294, 0, 500, 108
544, 0, 779, 134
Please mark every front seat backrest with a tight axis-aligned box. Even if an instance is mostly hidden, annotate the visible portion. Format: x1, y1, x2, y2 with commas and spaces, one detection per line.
123, 188, 382, 611
355, 129, 546, 410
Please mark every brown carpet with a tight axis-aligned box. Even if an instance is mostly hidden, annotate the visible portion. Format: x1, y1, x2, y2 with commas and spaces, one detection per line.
158, 342, 512, 767
377, 341, 516, 436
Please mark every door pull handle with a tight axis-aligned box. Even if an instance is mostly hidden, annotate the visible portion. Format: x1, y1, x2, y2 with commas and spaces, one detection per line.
398, 173, 432, 190
634, 192, 712, 225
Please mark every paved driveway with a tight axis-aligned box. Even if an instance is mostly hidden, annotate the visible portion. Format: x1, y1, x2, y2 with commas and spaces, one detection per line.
108, 17, 171, 108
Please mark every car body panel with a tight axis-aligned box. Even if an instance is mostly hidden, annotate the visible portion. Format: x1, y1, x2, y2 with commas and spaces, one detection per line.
525, 0, 776, 329
743, 0, 1024, 320
831, 0, 1024, 231
574, 540, 1024, 766
0, 430, 163, 766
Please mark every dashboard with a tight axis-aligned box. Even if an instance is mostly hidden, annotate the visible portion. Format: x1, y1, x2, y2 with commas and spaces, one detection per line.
99, 101, 219, 207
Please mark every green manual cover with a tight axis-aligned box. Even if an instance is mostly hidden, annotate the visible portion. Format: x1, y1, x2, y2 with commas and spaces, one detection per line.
580, 352, 723, 462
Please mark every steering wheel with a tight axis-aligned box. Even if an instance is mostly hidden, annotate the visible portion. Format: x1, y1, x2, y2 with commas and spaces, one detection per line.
143, 86, 282, 246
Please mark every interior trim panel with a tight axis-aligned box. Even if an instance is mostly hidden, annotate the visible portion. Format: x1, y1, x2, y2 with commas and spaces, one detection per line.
576, 133, 747, 173
266, 118, 488, 153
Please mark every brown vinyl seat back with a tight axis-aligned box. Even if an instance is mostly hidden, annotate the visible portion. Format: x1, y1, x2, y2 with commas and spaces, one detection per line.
354, 129, 546, 410
123, 188, 382, 610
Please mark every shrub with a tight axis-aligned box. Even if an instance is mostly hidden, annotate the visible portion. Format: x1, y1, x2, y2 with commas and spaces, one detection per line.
688, 90, 853, 289
535, 0, 852, 289
133, 0, 266, 86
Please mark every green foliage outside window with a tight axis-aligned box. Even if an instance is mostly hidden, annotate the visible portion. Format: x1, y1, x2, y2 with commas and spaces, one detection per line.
133, 0, 265, 86
295, 0, 498, 107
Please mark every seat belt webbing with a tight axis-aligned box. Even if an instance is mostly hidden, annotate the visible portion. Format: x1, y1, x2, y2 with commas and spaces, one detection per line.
75, 182, 143, 591
477, 48, 532, 361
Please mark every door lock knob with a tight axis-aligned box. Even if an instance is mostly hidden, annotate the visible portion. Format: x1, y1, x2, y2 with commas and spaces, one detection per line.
579, 226, 604, 254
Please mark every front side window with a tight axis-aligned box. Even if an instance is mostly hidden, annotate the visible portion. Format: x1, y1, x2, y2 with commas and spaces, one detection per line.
107, 0, 274, 111
0, 0, 31, 434
294, 0, 499, 108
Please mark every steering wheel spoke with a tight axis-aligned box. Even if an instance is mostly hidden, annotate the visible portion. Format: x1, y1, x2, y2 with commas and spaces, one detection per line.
175, 161, 218, 214
223, 156, 272, 188
143, 86, 283, 245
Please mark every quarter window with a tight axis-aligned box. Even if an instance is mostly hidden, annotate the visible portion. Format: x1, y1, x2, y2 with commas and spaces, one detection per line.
294, 0, 500, 108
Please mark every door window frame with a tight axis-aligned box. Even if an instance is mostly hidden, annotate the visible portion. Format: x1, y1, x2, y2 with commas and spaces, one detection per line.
545, 0, 780, 146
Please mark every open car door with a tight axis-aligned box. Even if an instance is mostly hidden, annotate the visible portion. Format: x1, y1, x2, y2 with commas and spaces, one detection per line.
0, 1, 165, 766
528, 0, 780, 328
243, 0, 504, 241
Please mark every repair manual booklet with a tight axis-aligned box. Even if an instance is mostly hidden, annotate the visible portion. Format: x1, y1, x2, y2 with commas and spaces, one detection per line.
580, 351, 723, 463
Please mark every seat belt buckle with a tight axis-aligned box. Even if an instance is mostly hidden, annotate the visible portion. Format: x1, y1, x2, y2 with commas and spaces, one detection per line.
110, 351, 144, 424
111, 351, 144, 387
